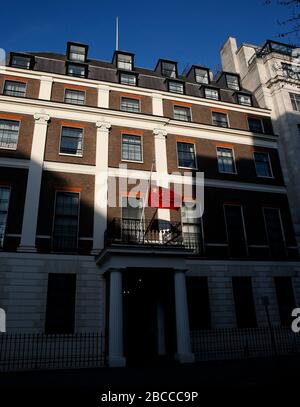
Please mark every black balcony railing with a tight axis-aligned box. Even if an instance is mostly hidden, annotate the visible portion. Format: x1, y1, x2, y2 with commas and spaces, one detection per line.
257, 40, 297, 59
105, 218, 203, 254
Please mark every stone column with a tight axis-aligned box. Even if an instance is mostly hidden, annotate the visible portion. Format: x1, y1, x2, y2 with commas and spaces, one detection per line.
18, 113, 50, 252
108, 269, 126, 367
91, 121, 111, 254
174, 269, 195, 363
38, 76, 53, 100
153, 128, 170, 222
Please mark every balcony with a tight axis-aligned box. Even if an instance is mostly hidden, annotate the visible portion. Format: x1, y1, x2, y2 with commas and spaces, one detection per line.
256, 40, 297, 59
105, 218, 203, 254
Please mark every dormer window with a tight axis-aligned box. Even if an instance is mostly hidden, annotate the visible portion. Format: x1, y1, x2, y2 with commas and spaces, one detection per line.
66, 62, 88, 78
10, 53, 34, 70
162, 61, 177, 78
237, 93, 252, 106
225, 74, 240, 91
204, 87, 220, 101
168, 80, 184, 94
117, 54, 133, 71
119, 72, 137, 86
67, 43, 88, 62
195, 68, 210, 84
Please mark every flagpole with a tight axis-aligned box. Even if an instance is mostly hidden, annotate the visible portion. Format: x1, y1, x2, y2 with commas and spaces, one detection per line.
116, 16, 119, 51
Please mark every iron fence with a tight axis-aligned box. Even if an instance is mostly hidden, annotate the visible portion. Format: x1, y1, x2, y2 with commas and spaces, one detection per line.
0, 332, 105, 371
191, 326, 300, 362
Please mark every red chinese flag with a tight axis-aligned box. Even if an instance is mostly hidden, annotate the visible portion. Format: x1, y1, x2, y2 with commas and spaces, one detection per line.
147, 186, 182, 210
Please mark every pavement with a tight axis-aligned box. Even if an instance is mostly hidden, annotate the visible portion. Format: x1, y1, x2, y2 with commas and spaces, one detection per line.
0, 356, 298, 404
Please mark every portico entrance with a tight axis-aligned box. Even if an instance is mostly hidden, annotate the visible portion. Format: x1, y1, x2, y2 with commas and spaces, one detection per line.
123, 269, 176, 366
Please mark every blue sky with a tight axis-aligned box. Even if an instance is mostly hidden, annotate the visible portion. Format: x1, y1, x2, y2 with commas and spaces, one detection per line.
0, 0, 294, 74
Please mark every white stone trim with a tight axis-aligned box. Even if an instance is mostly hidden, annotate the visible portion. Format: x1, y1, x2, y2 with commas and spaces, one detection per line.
0, 66, 272, 116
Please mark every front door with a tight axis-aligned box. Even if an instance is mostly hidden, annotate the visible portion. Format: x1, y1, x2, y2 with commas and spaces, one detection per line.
123, 269, 176, 366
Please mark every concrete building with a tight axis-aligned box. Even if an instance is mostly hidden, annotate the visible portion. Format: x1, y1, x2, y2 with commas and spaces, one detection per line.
0, 42, 299, 367
221, 37, 300, 252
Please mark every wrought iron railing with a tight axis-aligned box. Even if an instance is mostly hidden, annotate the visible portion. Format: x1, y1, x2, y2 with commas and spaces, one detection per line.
105, 218, 203, 254
0, 332, 105, 371
191, 326, 300, 362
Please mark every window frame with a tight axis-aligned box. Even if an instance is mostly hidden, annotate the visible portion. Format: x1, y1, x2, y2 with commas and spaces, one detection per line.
121, 133, 143, 163
253, 151, 274, 178
67, 42, 88, 63
223, 203, 249, 258
212, 111, 229, 128
59, 126, 84, 157
262, 207, 286, 257
118, 71, 138, 86
3, 80, 27, 97
237, 92, 253, 107
203, 86, 220, 101
9, 53, 35, 70
63, 88, 86, 105
120, 97, 141, 113
0, 186, 11, 249
167, 80, 185, 95
216, 146, 237, 174
173, 105, 192, 122
176, 141, 197, 170
0, 118, 20, 150
290, 92, 300, 111
51, 191, 80, 253
194, 67, 210, 85
161, 61, 177, 78
247, 117, 265, 134
66, 61, 88, 78
225, 73, 241, 91
117, 53, 133, 71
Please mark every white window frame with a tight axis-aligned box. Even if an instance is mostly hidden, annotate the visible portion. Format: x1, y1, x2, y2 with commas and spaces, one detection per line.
176, 141, 197, 170
216, 147, 237, 174
173, 105, 192, 122
63, 88, 86, 105
120, 97, 141, 113
59, 126, 84, 157
51, 191, 80, 252
253, 151, 274, 178
0, 119, 20, 150
289, 93, 300, 111
3, 80, 27, 97
121, 134, 143, 163
212, 111, 230, 128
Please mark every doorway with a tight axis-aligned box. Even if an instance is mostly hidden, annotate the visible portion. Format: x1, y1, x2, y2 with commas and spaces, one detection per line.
123, 269, 176, 366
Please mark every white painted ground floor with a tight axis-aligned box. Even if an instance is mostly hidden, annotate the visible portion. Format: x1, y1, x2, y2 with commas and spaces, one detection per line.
0, 251, 300, 366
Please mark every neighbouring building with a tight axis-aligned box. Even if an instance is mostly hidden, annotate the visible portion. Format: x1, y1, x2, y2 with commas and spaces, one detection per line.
221, 37, 300, 253
0, 42, 299, 367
